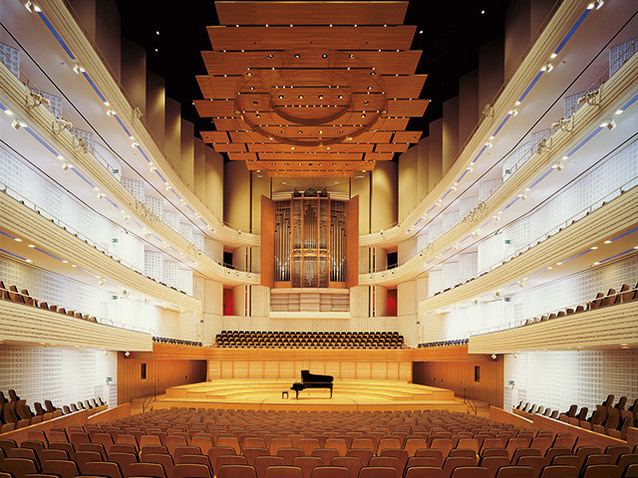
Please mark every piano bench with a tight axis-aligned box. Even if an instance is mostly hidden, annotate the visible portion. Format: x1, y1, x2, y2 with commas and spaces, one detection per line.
281, 391, 288, 399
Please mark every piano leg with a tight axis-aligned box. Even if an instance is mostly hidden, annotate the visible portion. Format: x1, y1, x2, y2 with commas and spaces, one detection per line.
295, 389, 299, 399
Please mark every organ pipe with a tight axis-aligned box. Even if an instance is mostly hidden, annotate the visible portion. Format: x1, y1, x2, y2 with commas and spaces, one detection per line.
273, 190, 347, 287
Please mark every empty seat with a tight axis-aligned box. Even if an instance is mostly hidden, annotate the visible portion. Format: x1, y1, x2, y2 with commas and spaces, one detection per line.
41, 459, 80, 478
2, 458, 39, 478
404, 467, 444, 478
172, 463, 212, 478
217, 464, 258, 478
293, 456, 323, 478
81, 461, 124, 478
538, 465, 578, 478
331, 456, 361, 478
450, 467, 489, 478
358, 467, 398, 478
310, 466, 350, 478
263, 465, 303, 478
254, 455, 286, 478
494, 466, 535, 478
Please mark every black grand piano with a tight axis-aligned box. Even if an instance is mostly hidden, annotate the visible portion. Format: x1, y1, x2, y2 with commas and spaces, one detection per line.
290, 370, 333, 399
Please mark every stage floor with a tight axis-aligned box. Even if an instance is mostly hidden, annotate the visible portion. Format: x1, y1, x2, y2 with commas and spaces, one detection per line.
154, 379, 470, 412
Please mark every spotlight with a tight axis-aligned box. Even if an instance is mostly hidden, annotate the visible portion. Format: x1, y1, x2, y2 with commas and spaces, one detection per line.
122, 290, 130, 298
605, 119, 616, 130
11, 119, 22, 130
513, 352, 519, 359
124, 351, 130, 357
491, 354, 497, 360
98, 278, 105, 286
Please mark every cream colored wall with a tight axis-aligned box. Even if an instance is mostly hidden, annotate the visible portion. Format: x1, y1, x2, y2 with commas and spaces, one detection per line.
442, 97, 459, 174
120, 39, 146, 117
398, 144, 418, 221
351, 174, 371, 234
205, 146, 223, 219
224, 162, 251, 232
459, 71, 479, 148
165, 98, 181, 176
194, 138, 206, 204
478, 39, 504, 112
95, 0, 120, 80
416, 138, 430, 201
251, 174, 270, 234
146, 72, 165, 150
180, 119, 195, 188
428, 119, 443, 192
505, 0, 531, 78
371, 162, 397, 232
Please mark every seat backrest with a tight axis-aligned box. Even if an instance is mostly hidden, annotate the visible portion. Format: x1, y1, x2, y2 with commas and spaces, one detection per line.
217, 436, 242, 454
351, 438, 375, 451
443, 456, 477, 476
263, 465, 303, 478
404, 438, 428, 456
368, 456, 400, 476
278, 447, 305, 465
403, 467, 444, 478
41, 459, 79, 478
217, 464, 258, 478
346, 448, 374, 467
310, 465, 350, 478
109, 451, 138, 471
494, 465, 535, 478
173, 445, 202, 463
450, 466, 489, 478
511, 447, 541, 463
172, 463, 213, 478
324, 438, 347, 456
298, 438, 320, 456
414, 448, 444, 465
538, 464, 578, 478
254, 455, 286, 478
243, 447, 270, 466
127, 462, 168, 478
144, 453, 175, 478
330, 456, 361, 478
516, 455, 545, 476
358, 466, 400, 478
311, 447, 339, 465
479, 455, 510, 478
82, 460, 124, 478
141, 445, 169, 459
580, 464, 619, 478
291, 456, 323, 478
617, 454, 638, 474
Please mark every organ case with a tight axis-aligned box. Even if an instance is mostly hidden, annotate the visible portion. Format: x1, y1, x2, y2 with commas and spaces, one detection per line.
261, 191, 358, 288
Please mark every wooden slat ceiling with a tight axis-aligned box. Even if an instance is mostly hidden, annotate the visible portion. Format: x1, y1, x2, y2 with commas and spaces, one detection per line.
196, 1, 427, 177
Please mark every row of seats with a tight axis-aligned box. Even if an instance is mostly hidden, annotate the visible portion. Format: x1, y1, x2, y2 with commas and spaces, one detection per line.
214, 331, 404, 349
0, 389, 104, 433
152, 337, 203, 347
2, 408, 633, 478
521, 282, 638, 327
0, 280, 97, 323
516, 394, 637, 440
417, 339, 469, 348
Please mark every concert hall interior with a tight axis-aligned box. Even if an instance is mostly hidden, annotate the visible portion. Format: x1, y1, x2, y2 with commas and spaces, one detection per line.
0, 0, 637, 476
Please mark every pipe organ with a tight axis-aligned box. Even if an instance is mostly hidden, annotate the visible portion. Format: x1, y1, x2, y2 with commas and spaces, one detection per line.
262, 190, 358, 289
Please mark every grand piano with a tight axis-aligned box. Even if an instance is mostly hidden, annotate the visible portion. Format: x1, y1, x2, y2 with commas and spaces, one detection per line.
290, 370, 334, 399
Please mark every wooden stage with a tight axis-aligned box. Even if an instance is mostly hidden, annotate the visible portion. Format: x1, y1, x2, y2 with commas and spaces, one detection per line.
154, 380, 469, 412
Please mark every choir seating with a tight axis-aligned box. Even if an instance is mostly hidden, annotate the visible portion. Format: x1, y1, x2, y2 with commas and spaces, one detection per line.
214, 331, 404, 349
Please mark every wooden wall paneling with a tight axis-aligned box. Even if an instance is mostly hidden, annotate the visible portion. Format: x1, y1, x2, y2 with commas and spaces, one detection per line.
261, 195, 275, 287
387, 361, 399, 380
341, 362, 356, 379
248, 361, 264, 379
116, 354, 207, 403
280, 361, 294, 378
371, 361, 387, 380
264, 361, 279, 378
346, 195, 359, 287
412, 358, 504, 407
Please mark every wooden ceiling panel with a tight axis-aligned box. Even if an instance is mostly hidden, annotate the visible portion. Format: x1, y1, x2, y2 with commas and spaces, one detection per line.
207, 26, 417, 51
387, 99, 430, 116
365, 152, 395, 161
227, 130, 392, 144
393, 131, 422, 143
247, 143, 375, 153
197, 3, 426, 177
211, 142, 247, 152
267, 169, 354, 178
201, 131, 230, 143
227, 152, 258, 160
215, 2, 408, 26
375, 143, 410, 153
196, 75, 240, 99
198, 74, 428, 100
253, 152, 364, 161
381, 75, 427, 98
247, 160, 374, 171
202, 50, 422, 76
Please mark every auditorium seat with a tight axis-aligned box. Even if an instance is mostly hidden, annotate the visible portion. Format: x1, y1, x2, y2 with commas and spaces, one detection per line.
538, 465, 578, 478
254, 455, 285, 478
358, 466, 397, 478
144, 453, 175, 477
330, 456, 361, 478
126, 462, 167, 478
172, 463, 212, 478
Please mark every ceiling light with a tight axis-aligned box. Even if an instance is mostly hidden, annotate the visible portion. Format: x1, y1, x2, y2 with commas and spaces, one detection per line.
14, 238, 22, 242
11, 119, 23, 130
3, 109, 13, 116
419, 30, 423, 34
550, 53, 557, 59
